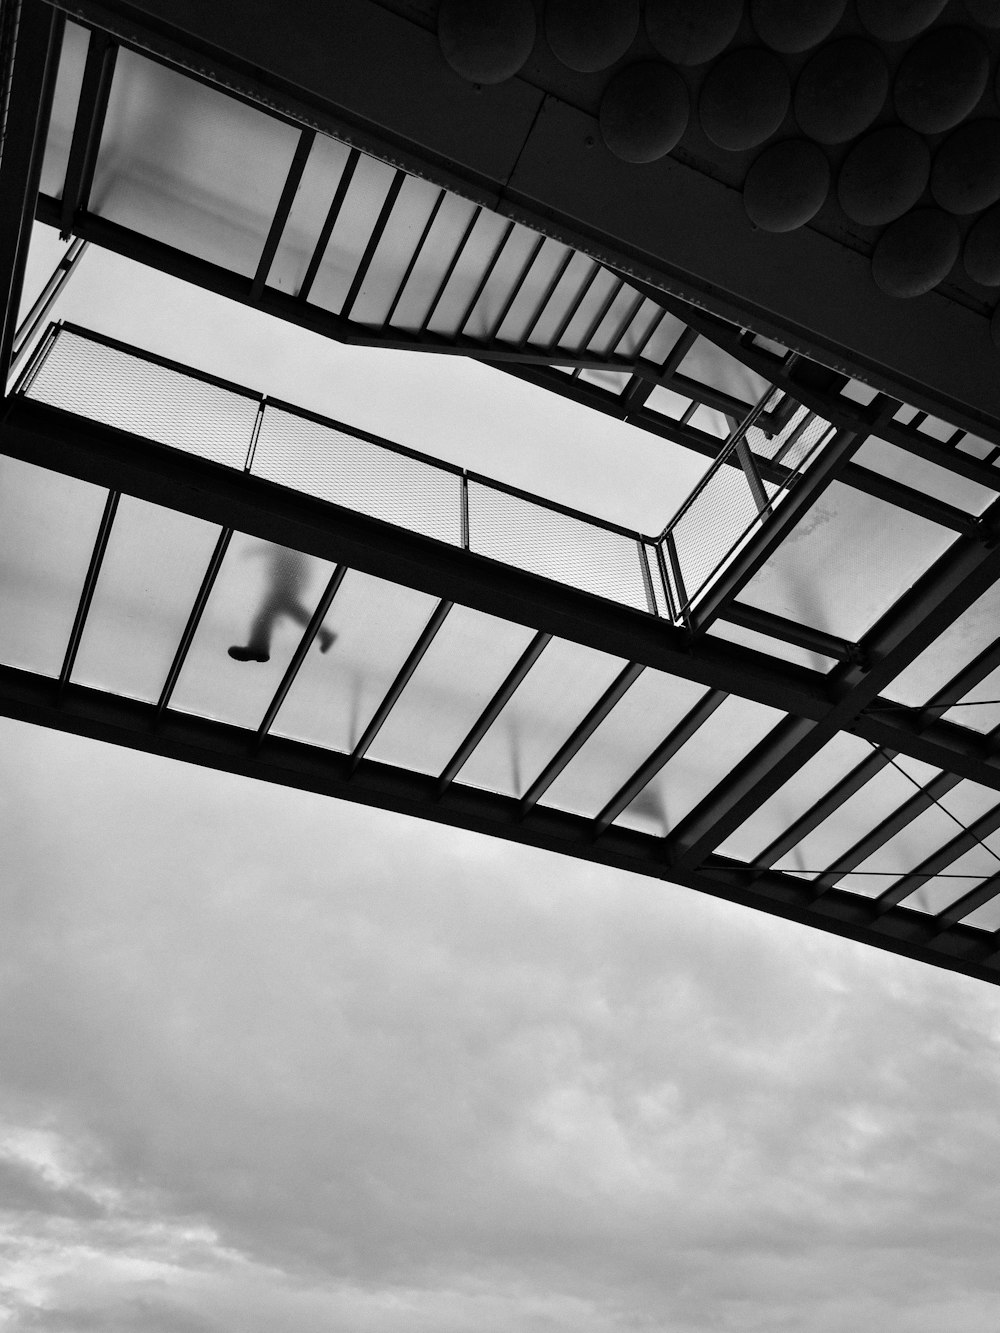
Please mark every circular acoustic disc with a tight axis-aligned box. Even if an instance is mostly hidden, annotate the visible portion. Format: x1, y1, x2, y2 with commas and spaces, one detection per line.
744, 139, 831, 231
645, 0, 743, 66
699, 48, 791, 151
750, 0, 847, 54
872, 209, 960, 297
794, 38, 889, 144
438, 0, 536, 84
857, 0, 947, 41
894, 27, 990, 135
545, 0, 639, 73
599, 61, 690, 162
963, 0, 1000, 27
931, 119, 1000, 214
965, 204, 1000, 285
838, 126, 930, 226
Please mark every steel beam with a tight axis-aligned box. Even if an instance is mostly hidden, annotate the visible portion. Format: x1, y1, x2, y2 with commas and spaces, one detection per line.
0, 659, 996, 984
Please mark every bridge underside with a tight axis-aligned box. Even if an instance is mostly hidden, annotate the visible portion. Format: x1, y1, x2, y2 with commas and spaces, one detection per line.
3, 1, 1000, 985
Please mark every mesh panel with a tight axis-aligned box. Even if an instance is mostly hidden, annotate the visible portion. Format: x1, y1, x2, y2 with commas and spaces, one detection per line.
25, 330, 259, 469
670, 463, 761, 604
252, 406, 462, 546
467, 481, 653, 611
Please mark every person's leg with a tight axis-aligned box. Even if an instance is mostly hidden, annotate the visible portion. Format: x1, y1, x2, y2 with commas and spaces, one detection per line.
229, 602, 276, 663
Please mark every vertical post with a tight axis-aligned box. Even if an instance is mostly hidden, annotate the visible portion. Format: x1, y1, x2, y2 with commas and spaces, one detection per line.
245, 397, 266, 472
9, 238, 88, 373
460, 470, 470, 551
665, 531, 691, 629
656, 541, 676, 625
638, 539, 657, 617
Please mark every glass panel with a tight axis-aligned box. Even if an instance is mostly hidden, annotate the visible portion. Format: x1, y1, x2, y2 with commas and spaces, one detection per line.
529, 252, 597, 350
309, 155, 398, 316
886, 582, 1000, 707
961, 896, 1000, 930
462, 225, 542, 341
918, 414, 955, 443
271, 570, 438, 752
940, 664, 1000, 734
39, 20, 90, 198
388, 193, 479, 331
425, 210, 511, 339
854, 436, 997, 515
708, 618, 836, 674
676, 336, 770, 406
541, 670, 707, 818
646, 385, 691, 419
774, 754, 940, 885
956, 434, 994, 460
72, 497, 221, 702
0, 457, 107, 676
459, 638, 627, 797
719, 731, 872, 861
894, 404, 919, 425
587, 286, 643, 356
366, 605, 535, 776
268, 135, 354, 296
688, 404, 730, 438
27, 329, 259, 468
616, 298, 665, 360
350, 175, 447, 327
557, 267, 619, 351
496, 238, 573, 345
252, 405, 462, 545
640, 312, 687, 368
840, 379, 879, 405
169, 533, 335, 727
92, 49, 300, 277
615, 695, 783, 837
577, 368, 632, 394
740, 482, 956, 639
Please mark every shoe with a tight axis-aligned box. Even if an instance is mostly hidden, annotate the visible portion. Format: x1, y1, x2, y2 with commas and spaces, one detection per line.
318, 629, 337, 654
228, 645, 270, 663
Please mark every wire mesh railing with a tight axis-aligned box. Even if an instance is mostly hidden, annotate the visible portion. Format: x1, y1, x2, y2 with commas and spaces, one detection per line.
15, 323, 835, 625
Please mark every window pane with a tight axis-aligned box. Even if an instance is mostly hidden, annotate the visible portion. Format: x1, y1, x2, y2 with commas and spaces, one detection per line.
459, 638, 627, 797
72, 497, 222, 703
0, 457, 108, 676
367, 605, 535, 776
740, 482, 956, 639
169, 534, 335, 728
271, 570, 438, 753
541, 669, 707, 818
92, 49, 300, 276
615, 695, 783, 837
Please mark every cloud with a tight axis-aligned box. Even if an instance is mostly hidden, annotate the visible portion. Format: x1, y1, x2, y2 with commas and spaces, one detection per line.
1, 716, 999, 1330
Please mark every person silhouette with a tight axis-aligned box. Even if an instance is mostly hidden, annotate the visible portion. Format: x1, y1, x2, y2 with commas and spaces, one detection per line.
228, 545, 335, 663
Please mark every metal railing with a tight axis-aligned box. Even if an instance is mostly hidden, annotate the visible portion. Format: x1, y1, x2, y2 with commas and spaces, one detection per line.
14, 322, 834, 625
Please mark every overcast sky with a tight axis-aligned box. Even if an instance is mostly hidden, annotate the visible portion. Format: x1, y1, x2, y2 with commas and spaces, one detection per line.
1, 715, 999, 1332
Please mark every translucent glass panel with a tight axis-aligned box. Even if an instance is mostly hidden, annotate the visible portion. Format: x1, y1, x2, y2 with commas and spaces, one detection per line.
771, 754, 939, 887
854, 436, 997, 515
496, 238, 574, 345
426, 211, 513, 339
388, 193, 480, 331
271, 570, 438, 753
940, 665, 1000, 734
27, 330, 259, 468
170, 534, 335, 727
459, 639, 627, 797
252, 406, 462, 545
309, 155, 398, 315
615, 695, 783, 837
467, 482, 652, 612
843, 782, 1000, 900
541, 670, 708, 818
350, 176, 446, 327
527, 252, 598, 349
72, 498, 221, 702
962, 896, 1000, 931
740, 482, 956, 640
708, 618, 836, 674
461, 225, 541, 341
676, 336, 770, 406
92, 48, 300, 276
39, 20, 89, 198
646, 385, 692, 420
267, 135, 356, 296
0, 457, 108, 676
366, 605, 535, 776
885, 582, 1000, 709
719, 731, 873, 862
